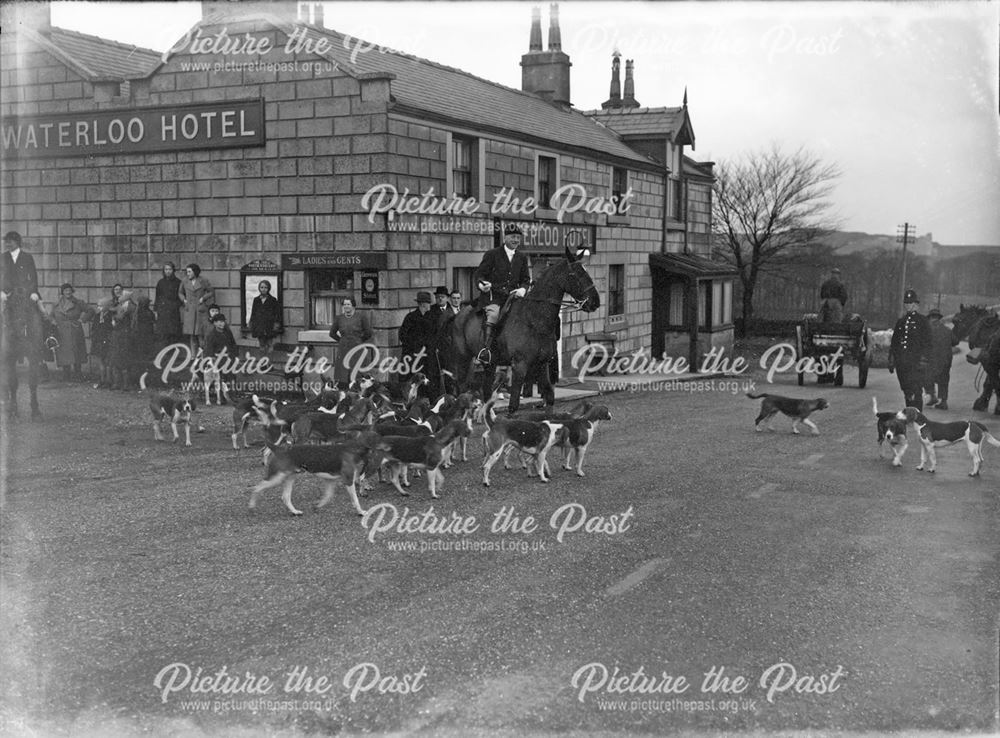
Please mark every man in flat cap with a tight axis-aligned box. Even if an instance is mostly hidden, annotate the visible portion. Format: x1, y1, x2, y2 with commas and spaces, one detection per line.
819, 267, 847, 323
473, 223, 531, 364
889, 289, 931, 410
923, 307, 958, 410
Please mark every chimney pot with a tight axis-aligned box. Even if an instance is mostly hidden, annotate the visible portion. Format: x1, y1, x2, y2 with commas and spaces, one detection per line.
529, 6, 543, 51
547, 3, 562, 51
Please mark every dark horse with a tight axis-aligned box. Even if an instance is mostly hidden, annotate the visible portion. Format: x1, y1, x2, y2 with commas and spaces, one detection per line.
951, 303, 1000, 414
1, 290, 49, 419
446, 246, 600, 416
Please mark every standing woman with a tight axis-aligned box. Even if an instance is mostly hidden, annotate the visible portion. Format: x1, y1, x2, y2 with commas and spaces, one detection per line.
52, 283, 92, 381
153, 262, 184, 348
248, 280, 282, 355
329, 296, 373, 387
179, 263, 214, 350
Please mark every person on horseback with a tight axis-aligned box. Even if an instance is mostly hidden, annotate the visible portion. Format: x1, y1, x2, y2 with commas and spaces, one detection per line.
474, 223, 531, 364
1, 230, 41, 308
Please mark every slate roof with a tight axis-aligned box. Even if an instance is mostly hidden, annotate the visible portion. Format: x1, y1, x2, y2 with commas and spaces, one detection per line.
587, 106, 695, 149
649, 252, 737, 278
683, 155, 714, 180
163, 12, 657, 169
46, 26, 161, 79
303, 26, 656, 168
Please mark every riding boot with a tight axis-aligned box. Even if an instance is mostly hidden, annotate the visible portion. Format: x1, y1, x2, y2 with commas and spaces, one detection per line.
477, 324, 496, 364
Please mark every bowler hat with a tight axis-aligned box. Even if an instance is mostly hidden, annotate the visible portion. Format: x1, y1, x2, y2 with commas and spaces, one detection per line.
903, 289, 920, 304
928, 308, 943, 318
503, 223, 522, 236
416, 291, 432, 303
434, 285, 449, 296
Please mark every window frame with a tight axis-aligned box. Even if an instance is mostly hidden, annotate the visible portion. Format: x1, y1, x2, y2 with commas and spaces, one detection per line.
608, 263, 625, 317
611, 167, 628, 203
304, 268, 355, 330
534, 152, 560, 211
446, 133, 479, 200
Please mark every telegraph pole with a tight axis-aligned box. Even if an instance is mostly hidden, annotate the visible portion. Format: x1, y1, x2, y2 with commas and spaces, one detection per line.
896, 222, 916, 313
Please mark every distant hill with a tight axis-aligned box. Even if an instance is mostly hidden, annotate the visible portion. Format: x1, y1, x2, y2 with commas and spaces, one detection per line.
823, 230, 938, 257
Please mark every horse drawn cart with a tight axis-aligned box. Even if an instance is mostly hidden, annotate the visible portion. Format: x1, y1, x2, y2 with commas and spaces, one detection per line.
795, 316, 873, 388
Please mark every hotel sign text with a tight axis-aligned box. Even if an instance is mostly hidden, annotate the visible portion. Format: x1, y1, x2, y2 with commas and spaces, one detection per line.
0, 99, 265, 159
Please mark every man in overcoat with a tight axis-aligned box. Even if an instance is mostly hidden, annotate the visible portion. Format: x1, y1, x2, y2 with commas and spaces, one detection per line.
399, 291, 439, 394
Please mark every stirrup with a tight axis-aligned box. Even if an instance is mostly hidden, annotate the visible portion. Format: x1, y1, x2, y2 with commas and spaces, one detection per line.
476, 347, 492, 365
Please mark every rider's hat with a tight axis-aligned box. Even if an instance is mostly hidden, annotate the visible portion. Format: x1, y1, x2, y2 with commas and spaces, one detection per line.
928, 308, 943, 319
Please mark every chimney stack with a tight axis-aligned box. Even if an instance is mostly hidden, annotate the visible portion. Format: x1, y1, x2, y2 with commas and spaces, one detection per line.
622, 59, 640, 108
601, 52, 622, 110
520, 4, 572, 106
7, 1, 51, 33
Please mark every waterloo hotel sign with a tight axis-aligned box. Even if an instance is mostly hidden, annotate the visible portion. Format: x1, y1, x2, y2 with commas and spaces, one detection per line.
0, 0, 734, 370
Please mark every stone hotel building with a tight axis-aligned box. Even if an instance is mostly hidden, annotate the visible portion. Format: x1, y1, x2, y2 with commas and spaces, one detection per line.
0, 1, 736, 374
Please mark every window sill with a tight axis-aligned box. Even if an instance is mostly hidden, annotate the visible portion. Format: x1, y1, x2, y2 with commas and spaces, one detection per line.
298, 330, 336, 343
665, 219, 686, 232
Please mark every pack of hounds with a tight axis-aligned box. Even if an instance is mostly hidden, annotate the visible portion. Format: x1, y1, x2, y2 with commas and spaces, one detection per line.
746, 391, 1000, 478
142, 372, 613, 516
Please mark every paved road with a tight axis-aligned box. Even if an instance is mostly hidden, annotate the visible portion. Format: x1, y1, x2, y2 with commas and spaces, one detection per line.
1, 355, 998, 736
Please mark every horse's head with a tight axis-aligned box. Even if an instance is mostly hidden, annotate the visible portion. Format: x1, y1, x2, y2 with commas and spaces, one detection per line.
952, 303, 990, 343
967, 311, 1000, 350
561, 246, 600, 313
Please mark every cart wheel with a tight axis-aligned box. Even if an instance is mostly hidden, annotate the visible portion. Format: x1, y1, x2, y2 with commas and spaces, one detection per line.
858, 354, 869, 388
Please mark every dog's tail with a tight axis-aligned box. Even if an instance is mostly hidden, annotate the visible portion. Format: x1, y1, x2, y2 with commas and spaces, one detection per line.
745, 392, 768, 400
872, 397, 879, 416
484, 398, 499, 429
973, 423, 1000, 448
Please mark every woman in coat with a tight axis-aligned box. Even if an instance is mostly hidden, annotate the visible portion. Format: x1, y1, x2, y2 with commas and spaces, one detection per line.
52, 283, 92, 380
179, 263, 214, 350
153, 262, 184, 348
329, 296, 373, 386
248, 279, 282, 355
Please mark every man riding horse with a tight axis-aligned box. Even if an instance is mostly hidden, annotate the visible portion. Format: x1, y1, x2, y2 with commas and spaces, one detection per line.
475, 223, 531, 365
1, 230, 46, 418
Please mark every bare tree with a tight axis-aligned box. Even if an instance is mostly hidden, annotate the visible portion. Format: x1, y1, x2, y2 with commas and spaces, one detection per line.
713, 144, 842, 329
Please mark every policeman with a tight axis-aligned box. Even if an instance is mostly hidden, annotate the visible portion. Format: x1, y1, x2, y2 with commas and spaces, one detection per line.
473, 223, 531, 364
889, 289, 931, 410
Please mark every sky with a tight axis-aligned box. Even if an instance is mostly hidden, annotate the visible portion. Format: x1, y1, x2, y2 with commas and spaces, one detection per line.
47, 1, 1000, 246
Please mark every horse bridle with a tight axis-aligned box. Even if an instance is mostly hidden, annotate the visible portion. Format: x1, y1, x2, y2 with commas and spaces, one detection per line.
522, 261, 598, 312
